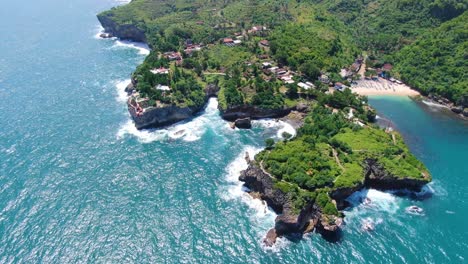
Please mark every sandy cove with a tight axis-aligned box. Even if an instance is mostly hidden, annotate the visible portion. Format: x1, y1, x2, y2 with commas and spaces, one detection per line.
351, 78, 420, 97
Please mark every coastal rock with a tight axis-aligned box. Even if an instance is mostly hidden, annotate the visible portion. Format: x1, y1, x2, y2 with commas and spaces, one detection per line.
463, 108, 468, 117
99, 32, 113, 38
125, 82, 135, 95
239, 156, 431, 245
129, 103, 204, 130
363, 158, 429, 191
220, 105, 292, 122
451, 106, 463, 114
97, 14, 147, 43
239, 162, 333, 245
238, 164, 289, 213
263, 228, 277, 247
234, 117, 252, 129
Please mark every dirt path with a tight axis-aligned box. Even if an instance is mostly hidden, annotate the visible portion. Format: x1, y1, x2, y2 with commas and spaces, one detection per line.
332, 148, 344, 170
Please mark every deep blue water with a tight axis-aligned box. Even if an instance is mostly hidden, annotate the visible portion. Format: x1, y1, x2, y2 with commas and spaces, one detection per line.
0, 0, 467, 263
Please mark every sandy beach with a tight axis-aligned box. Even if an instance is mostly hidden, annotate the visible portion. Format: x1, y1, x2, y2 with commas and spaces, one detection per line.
351, 78, 420, 97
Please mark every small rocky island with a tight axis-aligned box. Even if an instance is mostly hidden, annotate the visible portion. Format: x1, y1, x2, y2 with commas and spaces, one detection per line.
98, 0, 433, 246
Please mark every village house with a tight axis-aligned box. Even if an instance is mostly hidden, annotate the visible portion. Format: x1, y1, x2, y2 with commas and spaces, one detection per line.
223, 38, 235, 47
259, 40, 269, 47
319, 74, 330, 84
156, 84, 170, 91
334, 82, 348, 92
297, 82, 315, 90
249, 25, 267, 33
150, 67, 169, 75
262, 62, 273, 69
163, 51, 182, 61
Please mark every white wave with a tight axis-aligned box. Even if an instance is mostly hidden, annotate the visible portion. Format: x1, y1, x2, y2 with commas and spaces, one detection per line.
115, 79, 131, 102
93, 25, 105, 39
422, 100, 449, 109
112, 40, 150, 55
221, 147, 283, 249
117, 120, 167, 143
252, 119, 297, 139
346, 189, 400, 214
117, 98, 224, 143
221, 145, 275, 217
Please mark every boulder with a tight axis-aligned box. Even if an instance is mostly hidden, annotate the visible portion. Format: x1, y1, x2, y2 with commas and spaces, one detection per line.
263, 228, 278, 247
463, 108, 468, 117
99, 32, 113, 38
451, 106, 462, 114
234, 117, 252, 129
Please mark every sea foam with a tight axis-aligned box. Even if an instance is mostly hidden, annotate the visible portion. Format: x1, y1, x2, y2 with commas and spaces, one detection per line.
252, 119, 297, 139
112, 40, 150, 55
115, 79, 131, 103
221, 147, 290, 251
117, 98, 224, 143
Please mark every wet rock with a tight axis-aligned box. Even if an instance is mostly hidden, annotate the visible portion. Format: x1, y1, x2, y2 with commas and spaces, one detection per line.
463, 108, 468, 117
263, 228, 277, 247
451, 106, 462, 114
234, 117, 252, 129
99, 32, 113, 38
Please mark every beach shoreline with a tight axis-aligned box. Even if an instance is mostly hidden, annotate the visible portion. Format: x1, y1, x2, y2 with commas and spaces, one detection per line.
351, 78, 421, 97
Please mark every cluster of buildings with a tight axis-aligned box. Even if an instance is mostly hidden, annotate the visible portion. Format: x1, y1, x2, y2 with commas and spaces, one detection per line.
261, 61, 316, 90
163, 51, 182, 62
184, 39, 203, 56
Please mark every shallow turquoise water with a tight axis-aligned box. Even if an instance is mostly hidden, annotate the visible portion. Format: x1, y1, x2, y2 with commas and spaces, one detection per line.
0, 1, 467, 263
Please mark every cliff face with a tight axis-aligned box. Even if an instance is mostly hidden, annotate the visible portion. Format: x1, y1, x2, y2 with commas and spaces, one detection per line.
97, 14, 147, 43
129, 104, 204, 130
220, 105, 293, 122
363, 158, 430, 191
240, 156, 429, 246
239, 156, 342, 246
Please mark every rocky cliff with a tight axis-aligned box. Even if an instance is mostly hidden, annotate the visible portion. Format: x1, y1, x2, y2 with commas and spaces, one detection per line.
239, 155, 342, 246
240, 155, 429, 246
129, 104, 204, 130
220, 105, 293, 122
97, 14, 147, 43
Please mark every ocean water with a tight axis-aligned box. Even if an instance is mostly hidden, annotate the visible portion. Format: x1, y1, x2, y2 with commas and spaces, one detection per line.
0, 0, 467, 263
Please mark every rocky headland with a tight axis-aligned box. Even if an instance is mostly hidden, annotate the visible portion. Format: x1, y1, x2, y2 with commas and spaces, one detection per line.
239, 154, 429, 246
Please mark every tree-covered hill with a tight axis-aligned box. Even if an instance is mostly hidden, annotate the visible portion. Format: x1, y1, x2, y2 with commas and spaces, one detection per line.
393, 11, 468, 106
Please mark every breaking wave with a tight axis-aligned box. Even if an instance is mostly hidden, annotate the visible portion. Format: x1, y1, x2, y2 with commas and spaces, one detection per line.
252, 119, 297, 139
116, 98, 228, 143
112, 40, 150, 55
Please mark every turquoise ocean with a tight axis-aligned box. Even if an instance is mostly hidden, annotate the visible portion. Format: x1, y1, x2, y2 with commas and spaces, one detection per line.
0, 0, 467, 262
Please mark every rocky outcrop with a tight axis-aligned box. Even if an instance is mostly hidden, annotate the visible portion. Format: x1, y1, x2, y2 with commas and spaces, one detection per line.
239, 155, 342, 246
220, 105, 293, 122
363, 158, 429, 192
463, 108, 468, 117
204, 84, 220, 98
129, 104, 204, 130
97, 14, 147, 43
234, 117, 252, 129
240, 155, 430, 246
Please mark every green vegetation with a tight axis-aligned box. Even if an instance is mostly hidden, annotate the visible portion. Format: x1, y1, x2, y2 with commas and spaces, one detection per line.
99, 0, 467, 105
99, 0, 437, 216
255, 91, 430, 214
393, 12, 468, 106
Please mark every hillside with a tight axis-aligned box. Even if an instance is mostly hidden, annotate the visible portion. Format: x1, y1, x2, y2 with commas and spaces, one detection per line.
393, 12, 468, 107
